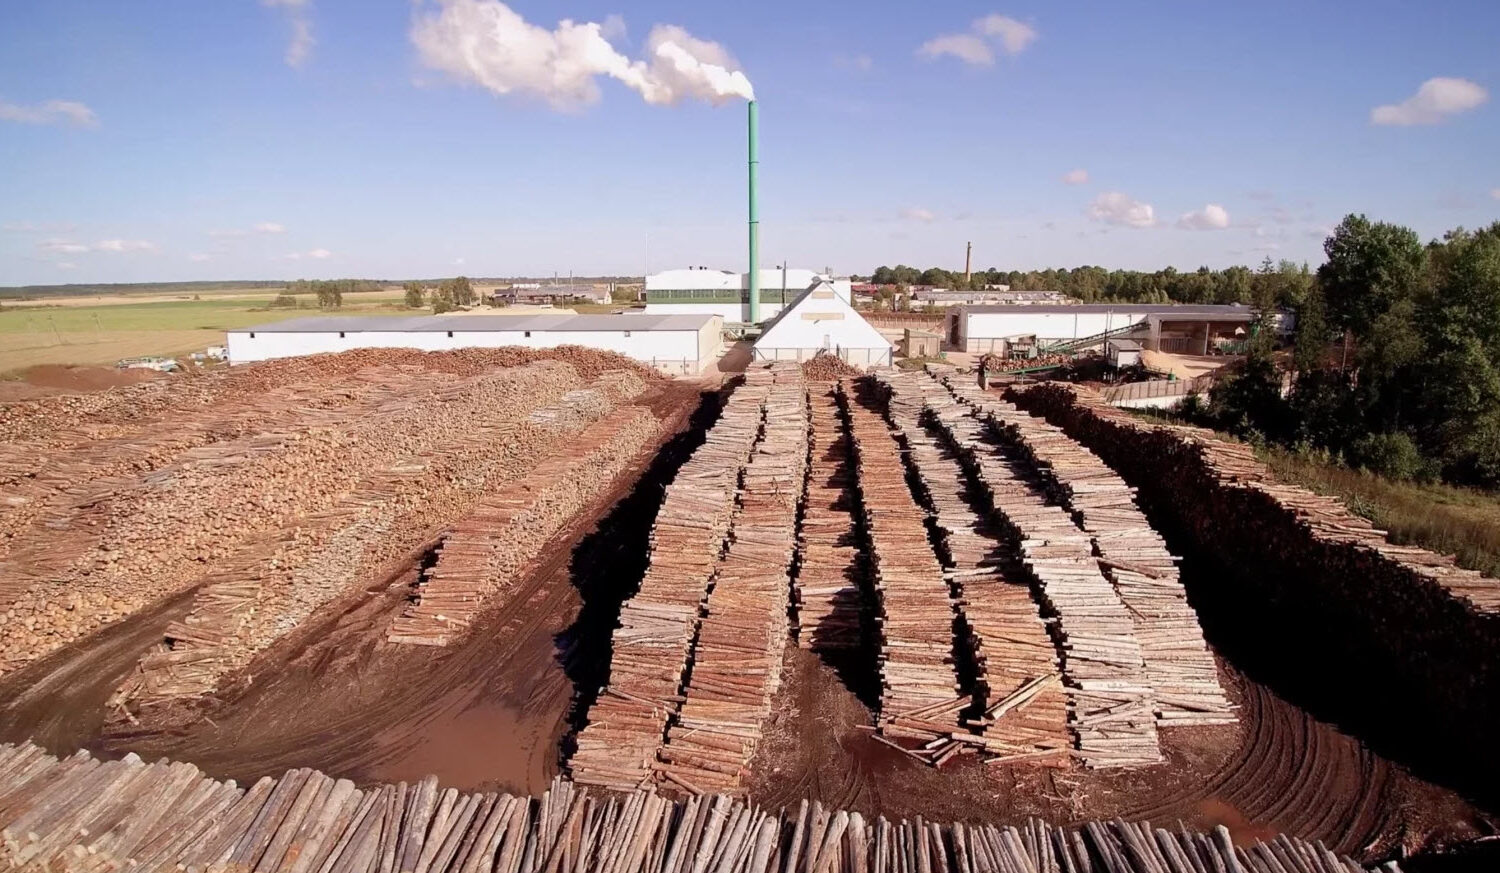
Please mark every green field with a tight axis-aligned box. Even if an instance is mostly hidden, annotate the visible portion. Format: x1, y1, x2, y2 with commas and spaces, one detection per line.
0, 292, 407, 374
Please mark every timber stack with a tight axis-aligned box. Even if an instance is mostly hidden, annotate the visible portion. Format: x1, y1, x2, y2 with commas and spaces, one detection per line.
569, 378, 770, 790
874, 371, 1070, 766
945, 378, 1234, 728
0, 741, 1397, 873
845, 382, 968, 754
659, 365, 808, 794
388, 404, 662, 646
923, 391, 1162, 768
791, 387, 864, 655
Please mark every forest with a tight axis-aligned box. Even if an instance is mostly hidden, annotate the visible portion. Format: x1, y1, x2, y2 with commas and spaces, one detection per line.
865, 262, 1313, 308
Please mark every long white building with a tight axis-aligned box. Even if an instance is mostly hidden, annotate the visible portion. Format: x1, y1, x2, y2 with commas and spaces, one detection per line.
644, 268, 852, 323
954, 303, 1289, 355
226, 313, 723, 375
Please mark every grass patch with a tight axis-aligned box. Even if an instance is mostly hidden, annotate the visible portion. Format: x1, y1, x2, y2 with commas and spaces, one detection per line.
1262, 447, 1500, 578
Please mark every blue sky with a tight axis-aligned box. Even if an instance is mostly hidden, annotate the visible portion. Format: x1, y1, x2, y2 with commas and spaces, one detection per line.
1, 0, 1497, 285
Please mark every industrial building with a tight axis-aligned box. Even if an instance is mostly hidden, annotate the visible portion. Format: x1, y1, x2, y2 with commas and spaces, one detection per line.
644, 268, 852, 323
751, 281, 893, 367
952, 303, 1290, 355
226, 313, 723, 375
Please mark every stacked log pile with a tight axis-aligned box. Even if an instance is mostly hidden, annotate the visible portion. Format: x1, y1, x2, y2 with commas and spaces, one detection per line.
659, 368, 808, 794
0, 741, 1396, 873
107, 363, 622, 708
1015, 382, 1500, 783
874, 372, 1070, 766
801, 355, 861, 382
792, 388, 864, 654
569, 379, 772, 791
389, 406, 661, 646
944, 380, 1233, 728
920, 391, 1161, 768
845, 385, 967, 749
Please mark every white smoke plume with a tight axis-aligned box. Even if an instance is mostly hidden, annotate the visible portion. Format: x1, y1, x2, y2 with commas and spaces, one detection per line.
410, 0, 754, 111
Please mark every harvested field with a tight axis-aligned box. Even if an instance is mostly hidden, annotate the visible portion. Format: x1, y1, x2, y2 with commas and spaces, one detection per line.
0, 360, 1493, 868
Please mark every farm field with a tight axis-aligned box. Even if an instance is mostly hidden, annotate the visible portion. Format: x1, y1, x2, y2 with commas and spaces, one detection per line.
0, 355, 1495, 871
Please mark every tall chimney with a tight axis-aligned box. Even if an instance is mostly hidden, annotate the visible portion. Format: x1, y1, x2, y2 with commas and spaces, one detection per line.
964, 241, 972, 286
747, 100, 760, 324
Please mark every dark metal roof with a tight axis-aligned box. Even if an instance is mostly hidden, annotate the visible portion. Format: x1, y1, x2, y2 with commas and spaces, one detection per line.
228, 313, 717, 334
960, 303, 1254, 316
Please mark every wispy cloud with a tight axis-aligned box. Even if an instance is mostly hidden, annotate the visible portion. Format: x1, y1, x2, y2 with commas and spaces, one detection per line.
1086, 192, 1156, 228
56, 262, 78, 270
1491, 188, 1500, 201
900, 207, 936, 222
0, 98, 98, 128
834, 54, 874, 73
4, 220, 77, 234
1371, 77, 1487, 126
1061, 168, 1089, 185
96, 239, 158, 252
189, 253, 212, 262
263, 0, 315, 68
286, 248, 332, 260
39, 239, 91, 254
919, 13, 1037, 67
38, 238, 157, 254
210, 221, 287, 238
1177, 204, 1231, 230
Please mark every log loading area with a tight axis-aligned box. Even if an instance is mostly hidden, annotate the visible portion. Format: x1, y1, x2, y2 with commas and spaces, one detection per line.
0, 352, 1495, 870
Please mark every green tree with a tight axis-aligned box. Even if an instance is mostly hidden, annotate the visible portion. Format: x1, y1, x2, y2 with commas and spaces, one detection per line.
403, 281, 426, 309
1317, 214, 1425, 338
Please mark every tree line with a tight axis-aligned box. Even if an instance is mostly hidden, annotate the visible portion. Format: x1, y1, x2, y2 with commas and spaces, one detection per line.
864, 262, 1313, 308
1192, 215, 1500, 489
404, 277, 476, 313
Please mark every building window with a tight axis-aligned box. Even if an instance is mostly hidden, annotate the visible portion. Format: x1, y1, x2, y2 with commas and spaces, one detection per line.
623, 330, 632, 337
524, 331, 531, 338
338, 331, 345, 338
249, 332, 255, 339
447, 331, 454, 338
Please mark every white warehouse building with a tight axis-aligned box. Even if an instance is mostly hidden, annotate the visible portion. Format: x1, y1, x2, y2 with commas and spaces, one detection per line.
644, 268, 852, 323
752, 281, 893, 368
226, 313, 723, 376
954, 303, 1289, 355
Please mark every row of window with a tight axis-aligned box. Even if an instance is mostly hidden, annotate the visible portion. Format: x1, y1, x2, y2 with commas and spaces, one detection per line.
646, 289, 797, 303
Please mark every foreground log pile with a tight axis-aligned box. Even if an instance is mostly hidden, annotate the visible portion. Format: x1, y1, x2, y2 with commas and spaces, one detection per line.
944, 379, 1233, 728
0, 741, 1395, 873
570, 377, 772, 790
920, 388, 1161, 768
792, 388, 864, 655
873, 372, 1069, 766
846, 387, 966, 749
659, 367, 808, 794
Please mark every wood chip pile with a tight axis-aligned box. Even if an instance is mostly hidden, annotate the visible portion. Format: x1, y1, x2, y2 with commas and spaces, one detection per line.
659, 366, 808, 794
792, 388, 864, 654
845, 384, 966, 748
873, 371, 1069, 766
944, 379, 1233, 728
921, 390, 1162, 768
569, 379, 771, 791
800, 355, 861, 382
387, 404, 662, 646
0, 740, 1396, 873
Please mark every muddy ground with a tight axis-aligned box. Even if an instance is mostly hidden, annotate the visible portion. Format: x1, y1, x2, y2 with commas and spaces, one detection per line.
0, 378, 1493, 867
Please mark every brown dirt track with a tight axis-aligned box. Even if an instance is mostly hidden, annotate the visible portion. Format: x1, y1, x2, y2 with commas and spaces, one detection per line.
0, 366, 1493, 867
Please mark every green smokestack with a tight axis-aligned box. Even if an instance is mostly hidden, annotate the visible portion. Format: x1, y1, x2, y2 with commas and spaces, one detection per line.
747, 99, 759, 324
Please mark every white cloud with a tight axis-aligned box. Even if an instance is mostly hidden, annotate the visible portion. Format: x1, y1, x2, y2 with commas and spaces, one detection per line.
263, 0, 315, 68
211, 221, 286, 238
901, 207, 936, 222
189, 253, 212, 262
307, 248, 332, 259
1371, 77, 1487, 126
38, 239, 90, 254
56, 262, 78, 271
835, 54, 874, 73
1491, 188, 1500, 201
919, 13, 1037, 67
454, 257, 466, 265
0, 98, 98, 127
411, 0, 754, 111
973, 15, 1038, 54
253, 221, 286, 234
1176, 204, 1231, 230
918, 34, 994, 67
96, 239, 157, 252
1061, 168, 1089, 185
1086, 192, 1156, 228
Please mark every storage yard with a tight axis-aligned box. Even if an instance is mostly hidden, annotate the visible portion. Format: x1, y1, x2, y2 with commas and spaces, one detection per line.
0, 352, 1495, 870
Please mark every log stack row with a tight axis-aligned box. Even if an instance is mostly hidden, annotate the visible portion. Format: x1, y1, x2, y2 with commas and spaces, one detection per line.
873, 372, 1070, 766
388, 404, 662, 646
0, 741, 1396, 873
659, 367, 809, 794
569, 380, 772, 790
921, 392, 1162, 768
943, 379, 1233, 728
791, 388, 864, 655
845, 384, 967, 748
